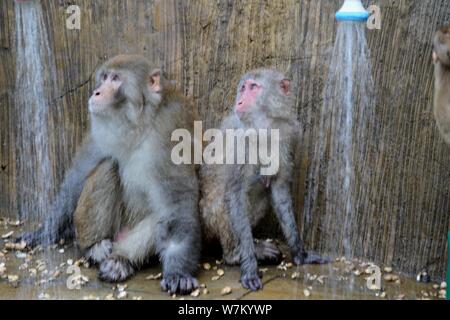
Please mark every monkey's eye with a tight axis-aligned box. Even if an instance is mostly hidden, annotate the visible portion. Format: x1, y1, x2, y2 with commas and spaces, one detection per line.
103, 74, 108, 81
240, 85, 246, 92
250, 83, 258, 90
112, 74, 120, 81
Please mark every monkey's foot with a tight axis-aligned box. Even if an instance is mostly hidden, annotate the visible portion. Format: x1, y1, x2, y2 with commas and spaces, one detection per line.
85, 240, 113, 265
294, 251, 331, 266
161, 274, 199, 295
254, 239, 282, 263
241, 271, 263, 291
98, 256, 135, 282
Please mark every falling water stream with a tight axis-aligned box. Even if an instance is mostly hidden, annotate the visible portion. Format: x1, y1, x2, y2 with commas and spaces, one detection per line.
303, 20, 377, 294
14, 0, 61, 298
15, 0, 55, 229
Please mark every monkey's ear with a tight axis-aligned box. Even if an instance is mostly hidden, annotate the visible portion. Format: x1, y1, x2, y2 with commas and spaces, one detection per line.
149, 69, 162, 92
280, 79, 290, 94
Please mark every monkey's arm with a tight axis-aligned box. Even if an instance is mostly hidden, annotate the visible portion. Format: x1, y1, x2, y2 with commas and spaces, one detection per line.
270, 179, 330, 265
17, 136, 107, 247
225, 168, 262, 291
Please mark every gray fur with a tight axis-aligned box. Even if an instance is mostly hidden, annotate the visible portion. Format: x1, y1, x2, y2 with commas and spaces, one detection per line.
98, 255, 135, 282
17, 55, 200, 295
85, 239, 113, 265
433, 27, 450, 145
200, 69, 329, 291
16, 137, 105, 246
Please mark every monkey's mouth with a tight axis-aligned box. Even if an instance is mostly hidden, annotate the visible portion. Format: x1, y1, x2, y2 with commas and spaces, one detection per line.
88, 101, 109, 115
236, 112, 252, 123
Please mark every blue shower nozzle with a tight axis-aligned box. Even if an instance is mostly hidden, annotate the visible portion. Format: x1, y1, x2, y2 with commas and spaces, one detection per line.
336, 0, 369, 22
336, 11, 370, 22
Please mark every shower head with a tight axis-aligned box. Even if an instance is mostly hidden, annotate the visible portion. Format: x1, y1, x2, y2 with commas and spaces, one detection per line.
336, 0, 369, 22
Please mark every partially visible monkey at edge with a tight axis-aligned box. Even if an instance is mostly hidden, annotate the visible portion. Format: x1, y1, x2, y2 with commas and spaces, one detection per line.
433, 26, 450, 145
199, 69, 330, 291
16, 54, 201, 295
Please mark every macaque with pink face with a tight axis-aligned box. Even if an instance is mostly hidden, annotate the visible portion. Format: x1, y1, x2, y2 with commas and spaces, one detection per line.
235, 80, 264, 114
17, 55, 201, 295
88, 73, 125, 114
200, 69, 330, 291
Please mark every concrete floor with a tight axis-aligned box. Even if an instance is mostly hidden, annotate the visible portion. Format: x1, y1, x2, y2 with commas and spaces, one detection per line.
0, 220, 447, 300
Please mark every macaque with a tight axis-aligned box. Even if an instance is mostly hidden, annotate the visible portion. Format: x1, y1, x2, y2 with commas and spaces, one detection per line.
16, 55, 200, 295
432, 26, 450, 144
69, 68, 329, 292
200, 69, 329, 291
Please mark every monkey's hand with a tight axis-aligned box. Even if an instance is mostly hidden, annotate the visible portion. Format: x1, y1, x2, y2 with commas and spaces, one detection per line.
98, 255, 135, 282
240, 271, 263, 291
293, 251, 331, 266
161, 274, 199, 295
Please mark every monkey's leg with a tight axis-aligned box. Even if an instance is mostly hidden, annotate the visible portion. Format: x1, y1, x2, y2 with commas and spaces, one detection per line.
270, 180, 330, 265
201, 202, 241, 265
98, 215, 158, 283
225, 173, 263, 291
199, 170, 242, 265
16, 138, 106, 247
250, 197, 282, 263
211, 211, 281, 265
74, 159, 121, 264
154, 177, 201, 295
200, 188, 280, 264
157, 216, 200, 296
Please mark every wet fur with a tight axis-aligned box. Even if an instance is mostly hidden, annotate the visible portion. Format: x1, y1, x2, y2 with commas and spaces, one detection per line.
200, 69, 329, 291
17, 55, 201, 294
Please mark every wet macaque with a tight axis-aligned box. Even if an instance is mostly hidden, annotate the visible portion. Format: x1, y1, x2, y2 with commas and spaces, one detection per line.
433, 26, 450, 144
199, 69, 330, 291
17, 55, 200, 295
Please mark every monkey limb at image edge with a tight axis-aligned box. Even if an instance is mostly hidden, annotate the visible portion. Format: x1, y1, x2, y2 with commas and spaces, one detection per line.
433, 26, 450, 145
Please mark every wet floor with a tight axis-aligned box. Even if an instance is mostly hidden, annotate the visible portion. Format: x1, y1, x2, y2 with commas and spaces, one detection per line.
0, 219, 447, 300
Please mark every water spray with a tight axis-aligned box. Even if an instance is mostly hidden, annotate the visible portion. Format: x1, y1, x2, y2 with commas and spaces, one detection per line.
303, 0, 376, 265
335, 0, 369, 22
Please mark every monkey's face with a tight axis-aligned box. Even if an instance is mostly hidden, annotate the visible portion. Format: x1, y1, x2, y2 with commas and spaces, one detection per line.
235, 80, 263, 118
234, 70, 292, 125
433, 26, 450, 66
89, 71, 126, 116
